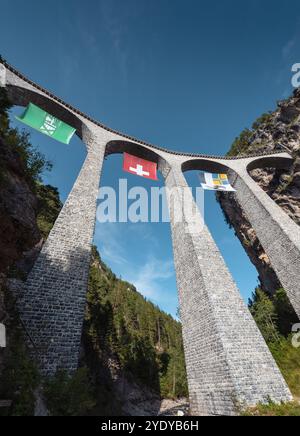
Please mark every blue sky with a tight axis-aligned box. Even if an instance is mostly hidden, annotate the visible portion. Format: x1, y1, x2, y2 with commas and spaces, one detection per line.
1, 0, 300, 317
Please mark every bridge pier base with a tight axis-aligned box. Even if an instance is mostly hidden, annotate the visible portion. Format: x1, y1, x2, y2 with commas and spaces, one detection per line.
163, 163, 292, 415
17, 125, 107, 376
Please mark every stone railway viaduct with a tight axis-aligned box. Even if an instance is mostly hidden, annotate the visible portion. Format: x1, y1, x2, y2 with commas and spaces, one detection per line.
0, 60, 299, 415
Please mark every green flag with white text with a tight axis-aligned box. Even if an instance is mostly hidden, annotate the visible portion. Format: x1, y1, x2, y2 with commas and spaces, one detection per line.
16, 103, 76, 145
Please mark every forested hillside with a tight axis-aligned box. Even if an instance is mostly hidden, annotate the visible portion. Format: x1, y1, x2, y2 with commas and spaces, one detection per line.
83, 247, 188, 411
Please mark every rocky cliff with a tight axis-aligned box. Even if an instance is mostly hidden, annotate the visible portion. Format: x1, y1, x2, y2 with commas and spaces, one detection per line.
0, 136, 40, 274
218, 88, 300, 296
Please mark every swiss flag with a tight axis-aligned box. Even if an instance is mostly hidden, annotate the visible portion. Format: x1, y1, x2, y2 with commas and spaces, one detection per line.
123, 153, 158, 181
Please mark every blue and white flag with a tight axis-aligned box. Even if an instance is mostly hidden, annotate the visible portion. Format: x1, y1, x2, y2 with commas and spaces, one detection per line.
199, 172, 236, 192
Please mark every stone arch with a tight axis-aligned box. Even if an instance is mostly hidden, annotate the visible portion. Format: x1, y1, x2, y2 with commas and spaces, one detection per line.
181, 158, 232, 174
5, 84, 84, 140
105, 139, 170, 174
246, 155, 293, 173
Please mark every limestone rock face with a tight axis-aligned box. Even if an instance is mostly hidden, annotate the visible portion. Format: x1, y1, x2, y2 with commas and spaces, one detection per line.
0, 137, 41, 274
218, 88, 300, 295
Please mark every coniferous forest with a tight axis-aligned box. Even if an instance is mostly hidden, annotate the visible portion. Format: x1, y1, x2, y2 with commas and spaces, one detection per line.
84, 246, 188, 400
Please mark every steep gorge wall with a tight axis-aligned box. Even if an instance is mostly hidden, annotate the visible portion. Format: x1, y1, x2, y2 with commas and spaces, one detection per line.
218, 88, 300, 296
0, 136, 41, 274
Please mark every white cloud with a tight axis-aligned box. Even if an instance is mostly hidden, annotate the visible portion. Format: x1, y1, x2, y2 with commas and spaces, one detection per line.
97, 1, 130, 83
282, 38, 296, 60
94, 223, 129, 266
127, 223, 160, 249
93, 222, 176, 310
127, 256, 174, 301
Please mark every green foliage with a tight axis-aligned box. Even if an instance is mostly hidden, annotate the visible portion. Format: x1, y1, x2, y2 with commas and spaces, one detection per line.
0, 85, 11, 116
249, 288, 300, 398
44, 368, 96, 416
227, 129, 253, 157
0, 286, 40, 416
84, 247, 188, 399
249, 288, 280, 343
251, 112, 273, 130
242, 401, 300, 416
227, 112, 273, 157
269, 340, 300, 398
0, 87, 52, 188
273, 288, 299, 337
35, 184, 62, 238
159, 347, 188, 398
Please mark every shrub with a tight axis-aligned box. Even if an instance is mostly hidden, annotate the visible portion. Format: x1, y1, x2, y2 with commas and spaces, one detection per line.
242, 401, 300, 416
44, 368, 96, 416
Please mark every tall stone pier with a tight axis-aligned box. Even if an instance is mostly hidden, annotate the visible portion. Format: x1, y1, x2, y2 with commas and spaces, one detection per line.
162, 161, 292, 415
17, 125, 108, 375
1, 59, 299, 414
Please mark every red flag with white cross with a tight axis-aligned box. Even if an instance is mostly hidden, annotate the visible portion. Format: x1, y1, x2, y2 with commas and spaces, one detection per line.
123, 153, 158, 181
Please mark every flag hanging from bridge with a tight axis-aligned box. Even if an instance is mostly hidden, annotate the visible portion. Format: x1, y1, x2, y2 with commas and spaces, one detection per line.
199, 172, 236, 192
16, 103, 76, 145
123, 153, 158, 180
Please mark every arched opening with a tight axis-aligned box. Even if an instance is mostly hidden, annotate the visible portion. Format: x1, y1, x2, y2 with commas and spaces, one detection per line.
6, 85, 84, 137
245, 155, 298, 228
246, 155, 293, 173
182, 158, 231, 174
